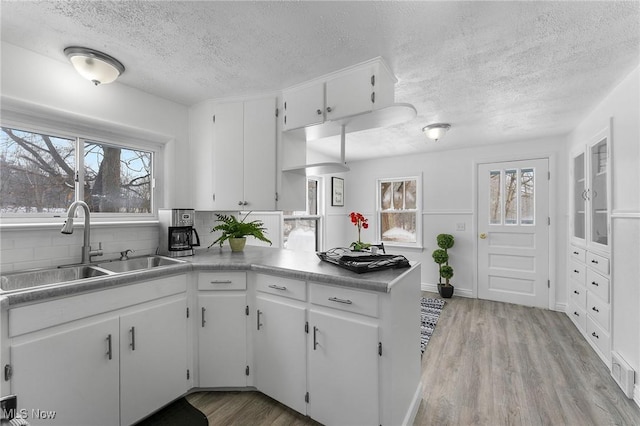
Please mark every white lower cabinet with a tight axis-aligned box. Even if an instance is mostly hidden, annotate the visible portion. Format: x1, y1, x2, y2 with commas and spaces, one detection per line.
307, 309, 379, 426
254, 295, 307, 414
120, 297, 189, 425
197, 272, 248, 387
7, 275, 188, 426
11, 317, 120, 426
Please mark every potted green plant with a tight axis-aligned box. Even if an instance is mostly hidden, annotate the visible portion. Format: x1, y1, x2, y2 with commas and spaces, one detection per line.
209, 212, 271, 252
432, 233, 455, 298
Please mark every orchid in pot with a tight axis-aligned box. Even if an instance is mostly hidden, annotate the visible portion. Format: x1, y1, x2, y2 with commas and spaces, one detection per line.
349, 211, 371, 251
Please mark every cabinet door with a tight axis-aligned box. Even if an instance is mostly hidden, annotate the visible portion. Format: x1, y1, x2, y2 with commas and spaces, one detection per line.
307, 309, 379, 426
571, 151, 587, 243
588, 136, 609, 249
11, 317, 120, 426
198, 293, 247, 387
212, 101, 245, 210
190, 100, 216, 210
120, 297, 188, 426
254, 296, 307, 415
325, 66, 374, 121
282, 83, 325, 130
243, 97, 277, 209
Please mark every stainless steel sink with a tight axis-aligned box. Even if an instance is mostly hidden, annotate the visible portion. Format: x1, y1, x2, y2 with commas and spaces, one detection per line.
1, 265, 111, 292
96, 255, 184, 273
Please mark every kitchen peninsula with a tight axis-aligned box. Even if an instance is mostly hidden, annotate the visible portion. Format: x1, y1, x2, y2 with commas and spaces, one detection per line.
0, 246, 422, 426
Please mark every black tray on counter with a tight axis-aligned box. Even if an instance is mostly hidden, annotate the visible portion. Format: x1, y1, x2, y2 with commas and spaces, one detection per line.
316, 247, 411, 274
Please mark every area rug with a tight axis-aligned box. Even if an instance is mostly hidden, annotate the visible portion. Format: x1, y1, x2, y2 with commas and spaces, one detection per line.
134, 397, 208, 426
421, 297, 445, 354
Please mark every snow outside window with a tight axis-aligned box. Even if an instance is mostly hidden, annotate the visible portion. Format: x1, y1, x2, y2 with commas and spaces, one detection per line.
376, 175, 422, 248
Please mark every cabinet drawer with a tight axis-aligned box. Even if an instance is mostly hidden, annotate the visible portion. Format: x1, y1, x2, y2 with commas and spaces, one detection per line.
569, 282, 586, 309
586, 269, 609, 302
567, 302, 586, 332
569, 261, 586, 284
569, 246, 586, 263
310, 283, 378, 318
586, 292, 610, 332
198, 272, 246, 291
586, 252, 609, 275
586, 316, 610, 357
255, 273, 306, 301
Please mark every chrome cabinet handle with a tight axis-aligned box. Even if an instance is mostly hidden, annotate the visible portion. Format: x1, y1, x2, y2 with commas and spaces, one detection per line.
257, 309, 262, 330
328, 297, 352, 305
316, 109, 322, 115
210, 280, 232, 284
573, 270, 580, 274
313, 326, 318, 350
573, 290, 579, 295
592, 331, 599, 339
129, 327, 136, 351
573, 251, 579, 255
201, 307, 206, 328
592, 306, 600, 313
573, 311, 580, 317
268, 284, 287, 291
326, 106, 332, 113
591, 259, 599, 264
106, 334, 113, 360
591, 281, 599, 287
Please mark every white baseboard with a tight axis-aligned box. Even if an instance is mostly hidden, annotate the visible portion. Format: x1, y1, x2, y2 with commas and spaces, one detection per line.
421, 283, 473, 298
554, 302, 567, 313
635, 384, 640, 409
402, 380, 424, 426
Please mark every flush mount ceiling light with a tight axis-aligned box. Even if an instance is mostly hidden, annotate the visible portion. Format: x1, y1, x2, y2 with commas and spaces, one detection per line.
422, 123, 451, 142
64, 46, 125, 86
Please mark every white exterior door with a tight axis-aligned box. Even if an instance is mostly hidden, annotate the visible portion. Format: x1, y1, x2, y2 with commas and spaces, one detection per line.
477, 158, 550, 308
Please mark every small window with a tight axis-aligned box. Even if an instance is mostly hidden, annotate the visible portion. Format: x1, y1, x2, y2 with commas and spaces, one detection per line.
377, 175, 422, 248
1, 126, 155, 218
283, 178, 321, 252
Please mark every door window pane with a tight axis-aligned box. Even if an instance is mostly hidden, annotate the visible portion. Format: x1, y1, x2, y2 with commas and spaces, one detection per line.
0, 127, 75, 213
590, 139, 608, 245
504, 169, 518, 224
520, 168, 535, 225
489, 171, 501, 224
84, 141, 152, 213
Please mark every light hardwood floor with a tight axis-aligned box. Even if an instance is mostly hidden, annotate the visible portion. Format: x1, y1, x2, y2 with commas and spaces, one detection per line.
186, 292, 640, 425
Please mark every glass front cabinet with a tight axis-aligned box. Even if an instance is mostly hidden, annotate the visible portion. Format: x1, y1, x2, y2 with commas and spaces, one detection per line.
571, 126, 611, 252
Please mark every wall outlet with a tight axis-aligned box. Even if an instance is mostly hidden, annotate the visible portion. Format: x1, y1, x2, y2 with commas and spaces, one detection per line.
456, 223, 466, 231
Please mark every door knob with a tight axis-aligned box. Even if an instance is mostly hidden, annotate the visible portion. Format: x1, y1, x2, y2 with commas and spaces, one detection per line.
479, 233, 488, 240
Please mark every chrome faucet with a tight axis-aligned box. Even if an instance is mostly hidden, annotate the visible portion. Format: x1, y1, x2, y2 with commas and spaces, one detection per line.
120, 249, 135, 260
61, 200, 103, 264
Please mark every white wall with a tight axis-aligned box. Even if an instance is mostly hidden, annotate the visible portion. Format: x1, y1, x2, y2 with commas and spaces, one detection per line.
324, 136, 567, 308
567, 66, 640, 385
0, 42, 189, 270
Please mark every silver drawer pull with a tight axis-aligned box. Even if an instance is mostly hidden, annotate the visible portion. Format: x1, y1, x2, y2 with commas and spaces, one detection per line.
592, 306, 600, 313
268, 284, 287, 291
591, 281, 599, 287
573, 290, 580, 295
328, 297, 353, 305
591, 259, 599, 264
573, 270, 580, 274
592, 331, 599, 339
573, 251, 579, 255
210, 280, 233, 284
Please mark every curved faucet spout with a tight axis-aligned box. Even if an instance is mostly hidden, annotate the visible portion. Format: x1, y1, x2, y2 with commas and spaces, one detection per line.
61, 201, 102, 264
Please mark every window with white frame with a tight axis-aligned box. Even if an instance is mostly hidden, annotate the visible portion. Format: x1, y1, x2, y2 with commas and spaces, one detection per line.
0, 126, 155, 218
376, 175, 422, 247
283, 178, 321, 252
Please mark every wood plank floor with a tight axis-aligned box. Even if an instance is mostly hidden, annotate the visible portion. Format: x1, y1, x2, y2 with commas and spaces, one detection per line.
186, 292, 640, 425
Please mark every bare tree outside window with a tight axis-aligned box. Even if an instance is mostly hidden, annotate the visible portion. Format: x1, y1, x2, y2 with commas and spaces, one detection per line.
488, 168, 535, 226
1, 127, 153, 215
378, 177, 420, 245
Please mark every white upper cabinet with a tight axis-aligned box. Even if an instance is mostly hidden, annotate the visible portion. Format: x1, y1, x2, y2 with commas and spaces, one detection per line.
191, 97, 277, 211
571, 124, 611, 252
282, 83, 325, 131
281, 57, 396, 134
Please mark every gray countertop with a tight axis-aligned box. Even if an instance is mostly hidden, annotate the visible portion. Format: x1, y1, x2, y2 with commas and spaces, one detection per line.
1, 246, 419, 307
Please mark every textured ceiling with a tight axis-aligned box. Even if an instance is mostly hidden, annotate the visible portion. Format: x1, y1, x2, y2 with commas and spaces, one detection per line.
1, 1, 639, 161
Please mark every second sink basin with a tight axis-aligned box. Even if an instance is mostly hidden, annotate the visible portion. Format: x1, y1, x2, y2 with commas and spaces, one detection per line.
97, 255, 184, 273
1, 265, 111, 292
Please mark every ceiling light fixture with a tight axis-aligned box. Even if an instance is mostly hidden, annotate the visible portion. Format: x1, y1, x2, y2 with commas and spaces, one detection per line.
422, 123, 451, 142
64, 46, 125, 86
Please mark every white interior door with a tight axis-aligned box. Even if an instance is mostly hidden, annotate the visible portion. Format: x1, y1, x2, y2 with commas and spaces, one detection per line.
477, 159, 550, 308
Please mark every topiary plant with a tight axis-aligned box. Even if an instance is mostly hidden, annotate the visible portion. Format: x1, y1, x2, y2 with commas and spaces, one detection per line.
432, 233, 455, 286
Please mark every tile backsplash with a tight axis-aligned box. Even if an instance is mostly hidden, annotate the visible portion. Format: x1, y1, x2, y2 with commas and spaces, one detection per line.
0, 223, 160, 273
